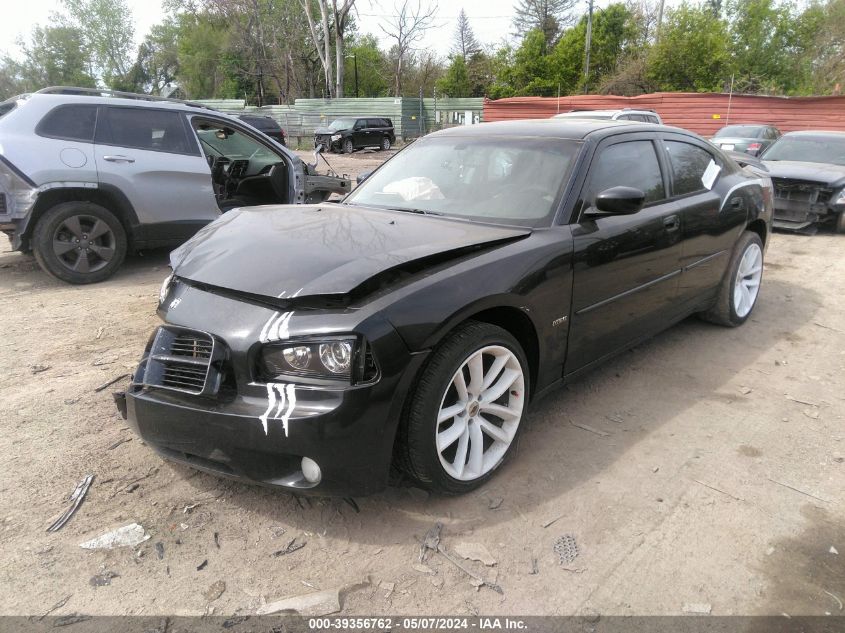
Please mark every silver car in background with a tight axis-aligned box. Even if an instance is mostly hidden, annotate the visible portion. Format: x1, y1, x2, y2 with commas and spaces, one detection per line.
0, 87, 350, 284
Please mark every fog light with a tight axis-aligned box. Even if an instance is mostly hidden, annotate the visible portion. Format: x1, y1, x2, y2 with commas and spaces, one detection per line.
301, 457, 321, 484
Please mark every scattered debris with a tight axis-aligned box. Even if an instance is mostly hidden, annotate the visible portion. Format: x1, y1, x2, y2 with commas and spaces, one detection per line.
95, 327, 104, 339
183, 503, 199, 514
89, 571, 119, 587
775, 360, 787, 366
197, 559, 208, 571
541, 513, 566, 529
203, 580, 226, 602
107, 438, 132, 450
606, 413, 624, 423
814, 321, 844, 333
785, 394, 818, 407
487, 497, 503, 510
570, 421, 610, 437
63, 397, 81, 405
37, 595, 72, 620
454, 542, 497, 566
214, 532, 221, 548
691, 479, 744, 502
47, 474, 94, 532
830, 546, 839, 555
272, 537, 306, 557
740, 386, 753, 395
530, 558, 539, 575
430, 576, 444, 588
379, 581, 395, 598
435, 543, 503, 594
155, 542, 164, 560
682, 603, 712, 615
766, 546, 776, 556
125, 483, 139, 493
31, 364, 51, 374
652, 467, 660, 473
419, 523, 442, 563
94, 373, 130, 393
824, 590, 843, 611
80, 523, 150, 549
767, 478, 830, 503
270, 526, 287, 539
54, 614, 92, 627
553, 535, 579, 565
412, 564, 435, 575
343, 497, 360, 513
256, 578, 370, 616
802, 409, 820, 420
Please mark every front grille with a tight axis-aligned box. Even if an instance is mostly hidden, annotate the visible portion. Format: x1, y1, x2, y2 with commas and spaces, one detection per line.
771, 178, 832, 204
143, 326, 224, 396
316, 134, 333, 146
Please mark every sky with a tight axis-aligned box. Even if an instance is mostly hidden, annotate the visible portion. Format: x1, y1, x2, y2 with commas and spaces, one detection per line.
0, 0, 603, 60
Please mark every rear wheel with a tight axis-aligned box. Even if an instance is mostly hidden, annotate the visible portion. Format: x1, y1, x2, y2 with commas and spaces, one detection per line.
32, 201, 127, 284
699, 231, 763, 327
398, 322, 529, 494
343, 139, 354, 154
836, 211, 845, 234
380, 136, 391, 151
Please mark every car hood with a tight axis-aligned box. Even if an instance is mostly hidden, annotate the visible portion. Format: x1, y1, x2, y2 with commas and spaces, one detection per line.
762, 160, 845, 186
314, 127, 347, 135
170, 205, 531, 304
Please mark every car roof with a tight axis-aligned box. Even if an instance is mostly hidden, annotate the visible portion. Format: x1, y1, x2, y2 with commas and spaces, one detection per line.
781, 130, 845, 138
19, 92, 214, 114
428, 118, 690, 141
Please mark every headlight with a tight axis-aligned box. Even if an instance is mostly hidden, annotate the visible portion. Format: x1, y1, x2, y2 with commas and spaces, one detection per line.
835, 189, 845, 205
331, 134, 341, 142
261, 337, 368, 383
158, 273, 173, 305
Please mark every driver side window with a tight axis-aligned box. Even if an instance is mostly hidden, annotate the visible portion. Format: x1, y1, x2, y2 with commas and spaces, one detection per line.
587, 140, 665, 210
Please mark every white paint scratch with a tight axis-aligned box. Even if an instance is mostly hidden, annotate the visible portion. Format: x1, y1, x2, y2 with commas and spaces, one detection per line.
258, 383, 278, 435
257, 383, 297, 437
281, 384, 296, 437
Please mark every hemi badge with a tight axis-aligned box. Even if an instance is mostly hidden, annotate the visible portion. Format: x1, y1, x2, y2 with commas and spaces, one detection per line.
552, 316, 568, 326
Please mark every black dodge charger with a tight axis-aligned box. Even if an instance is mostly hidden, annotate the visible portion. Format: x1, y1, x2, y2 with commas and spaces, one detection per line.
117, 120, 773, 496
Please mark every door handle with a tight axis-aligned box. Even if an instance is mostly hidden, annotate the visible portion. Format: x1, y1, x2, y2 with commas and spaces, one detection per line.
102, 155, 135, 163
663, 215, 680, 231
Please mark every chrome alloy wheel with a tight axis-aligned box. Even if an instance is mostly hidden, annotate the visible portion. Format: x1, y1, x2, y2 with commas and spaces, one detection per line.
733, 242, 763, 318
436, 345, 526, 481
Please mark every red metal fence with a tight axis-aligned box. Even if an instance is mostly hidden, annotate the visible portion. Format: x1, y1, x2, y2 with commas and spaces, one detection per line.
483, 93, 845, 136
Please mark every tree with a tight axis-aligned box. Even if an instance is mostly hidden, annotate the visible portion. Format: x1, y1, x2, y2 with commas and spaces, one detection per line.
512, 0, 576, 49
61, 0, 135, 86
647, 3, 732, 92
380, 0, 438, 96
343, 34, 390, 97
299, 0, 356, 98
452, 9, 480, 58
436, 55, 470, 96
18, 25, 98, 90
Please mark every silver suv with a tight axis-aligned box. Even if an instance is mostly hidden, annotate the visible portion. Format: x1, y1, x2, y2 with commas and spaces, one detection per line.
552, 109, 663, 124
0, 87, 350, 284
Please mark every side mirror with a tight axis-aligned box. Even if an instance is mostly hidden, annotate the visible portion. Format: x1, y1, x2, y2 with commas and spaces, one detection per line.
594, 186, 645, 215
357, 170, 373, 185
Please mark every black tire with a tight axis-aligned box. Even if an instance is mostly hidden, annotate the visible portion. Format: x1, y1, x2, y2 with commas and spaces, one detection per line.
699, 230, 764, 327
343, 138, 354, 154
380, 136, 391, 151
836, 211, 845, 234
397, 321, 530, 495
32, 201, 127, 284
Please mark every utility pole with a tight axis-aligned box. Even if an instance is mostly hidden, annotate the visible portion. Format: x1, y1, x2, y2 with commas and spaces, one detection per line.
353, 53, 359, 98
656, 0, 665, 42
583, 0, 594, 94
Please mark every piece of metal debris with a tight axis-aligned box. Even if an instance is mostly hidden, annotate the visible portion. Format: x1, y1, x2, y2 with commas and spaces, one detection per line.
554, 534, 579, 565
203, 580, 226, 602
454, 542, 497, 566
530, 558, 539, 575
435, 544, 503, 594
31, 364, 51, 374
541, 513, 566, 529
257, 578, 371, 616
412, 563, 435, 575
419, 522, 442, 562
37, 595, 72, 620
214, 532, 221, 548
272, 537, 306, 557
79, 523, 150, 550
155, 542, 164, 560
197, 559, 208, 571
47, 474, 94, 532
89, 571, 119, 587
94, 373, 130, 393
125, 483, 139, 493
107, 437, 132, 450
570, 421, 610, 437
488, 497, 503, 510
682, 603, 712, 615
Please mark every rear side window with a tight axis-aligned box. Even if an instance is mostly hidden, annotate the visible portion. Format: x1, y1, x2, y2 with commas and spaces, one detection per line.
647, 115, 660, 124
588, 140, 665, 205
37, 104, 98, 142
665, 141, 716, 196
368, 119, 382, 128
98, 107, 191, 154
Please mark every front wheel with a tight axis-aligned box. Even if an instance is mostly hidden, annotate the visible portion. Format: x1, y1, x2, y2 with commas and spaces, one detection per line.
836, 211, 845, 234
397, 322, 529, 494
343, 139, 354, 154
699, 231, 764, 327
32, 201, 127, 284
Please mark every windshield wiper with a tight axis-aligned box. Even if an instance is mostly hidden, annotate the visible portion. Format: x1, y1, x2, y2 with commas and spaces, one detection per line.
386, 206, 443, 216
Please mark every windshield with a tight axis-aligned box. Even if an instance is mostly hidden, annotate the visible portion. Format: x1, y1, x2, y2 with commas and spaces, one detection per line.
345, 135, 580, 227
761, 135, 845, 166
328, 118, 357, 131
0, 102, 17, 119
196, 127, 278, 162
715, 125, 764, 138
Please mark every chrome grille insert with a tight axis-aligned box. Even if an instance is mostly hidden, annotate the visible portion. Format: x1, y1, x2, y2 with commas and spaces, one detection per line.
143, 326, 224, 395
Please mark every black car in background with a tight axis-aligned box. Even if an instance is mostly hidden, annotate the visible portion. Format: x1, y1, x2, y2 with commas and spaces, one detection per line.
761, 130, 845, 233
711, 124, 781, 156
314, 117, 395, 153
238, 114, 286, 146
119, 120, 773, 497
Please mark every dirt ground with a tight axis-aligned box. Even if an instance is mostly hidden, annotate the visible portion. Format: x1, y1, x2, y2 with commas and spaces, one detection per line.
0, 151, 843, 618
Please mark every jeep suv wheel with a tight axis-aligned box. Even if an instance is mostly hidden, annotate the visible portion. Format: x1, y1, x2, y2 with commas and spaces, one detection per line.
32, 201, 127, 284
343, 139, 354, 154
380, 136, 391, 151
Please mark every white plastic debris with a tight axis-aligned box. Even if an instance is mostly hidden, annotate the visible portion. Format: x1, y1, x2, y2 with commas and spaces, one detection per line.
830, 546, 839, 555
682, 603, 712, 615
79, 523, 150, 549
454, 542, 497, 566
256, 578, 370, 616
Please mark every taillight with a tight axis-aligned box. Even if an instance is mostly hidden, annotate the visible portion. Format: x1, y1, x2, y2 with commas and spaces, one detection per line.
748, 143, 761, 153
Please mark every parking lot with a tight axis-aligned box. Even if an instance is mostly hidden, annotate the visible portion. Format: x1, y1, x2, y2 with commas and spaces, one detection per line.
0, 149, 843, 618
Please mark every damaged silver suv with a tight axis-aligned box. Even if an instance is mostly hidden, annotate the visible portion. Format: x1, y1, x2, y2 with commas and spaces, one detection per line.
0, 87, 350, 284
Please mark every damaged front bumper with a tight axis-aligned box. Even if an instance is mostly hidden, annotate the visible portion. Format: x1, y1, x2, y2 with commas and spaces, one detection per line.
771, 178, 844, 231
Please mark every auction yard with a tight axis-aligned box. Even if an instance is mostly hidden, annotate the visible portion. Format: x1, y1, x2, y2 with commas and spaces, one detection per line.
0, 150, 843, 619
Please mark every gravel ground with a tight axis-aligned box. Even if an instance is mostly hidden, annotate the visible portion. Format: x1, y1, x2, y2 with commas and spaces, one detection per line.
0, 157, 842, 618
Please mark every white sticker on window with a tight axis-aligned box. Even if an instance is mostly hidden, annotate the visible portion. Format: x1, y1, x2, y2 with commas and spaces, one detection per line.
701, 160, 721, 190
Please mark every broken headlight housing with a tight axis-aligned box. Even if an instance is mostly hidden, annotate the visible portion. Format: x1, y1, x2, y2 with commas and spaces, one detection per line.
158, 272, 174, 305
331, 134, 342, 142
260, 336, 378, 385
835, 189, 845, 205
0, 155, 37, 218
